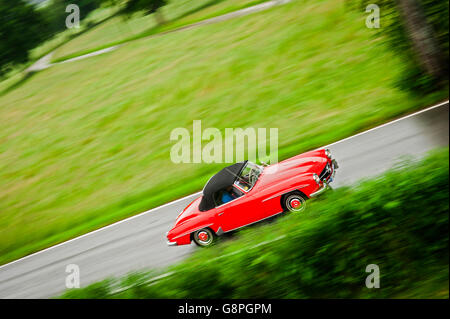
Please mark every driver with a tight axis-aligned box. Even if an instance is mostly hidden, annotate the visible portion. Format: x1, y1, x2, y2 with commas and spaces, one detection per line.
221, 186, 237, 204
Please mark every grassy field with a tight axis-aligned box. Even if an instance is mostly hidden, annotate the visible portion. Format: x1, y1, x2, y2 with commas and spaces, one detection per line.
0, 0, 447, 265
60, 149, 449, 298
51, 0, 267, 62
1, 0, 262, 87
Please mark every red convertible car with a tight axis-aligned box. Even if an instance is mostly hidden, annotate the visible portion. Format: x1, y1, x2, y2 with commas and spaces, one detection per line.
166, 148, 338, 247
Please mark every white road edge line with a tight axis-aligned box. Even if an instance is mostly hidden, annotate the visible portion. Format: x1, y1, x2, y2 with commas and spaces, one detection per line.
0, 191, 202, 270
0, 99, 448, 270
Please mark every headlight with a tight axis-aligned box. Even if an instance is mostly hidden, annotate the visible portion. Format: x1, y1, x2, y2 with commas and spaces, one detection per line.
325, 149, 331, 159
313, 173, 321, 184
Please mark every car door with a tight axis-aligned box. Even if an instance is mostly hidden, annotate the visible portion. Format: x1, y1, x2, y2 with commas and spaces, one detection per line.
258, 187, 288, 218
217, 186, 261, 231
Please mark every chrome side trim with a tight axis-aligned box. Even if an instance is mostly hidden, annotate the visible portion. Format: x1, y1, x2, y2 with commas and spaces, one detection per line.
262, 185, 308, 202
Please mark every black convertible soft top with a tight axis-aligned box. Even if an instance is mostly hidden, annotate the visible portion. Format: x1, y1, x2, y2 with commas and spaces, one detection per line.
198, 161, 247, 211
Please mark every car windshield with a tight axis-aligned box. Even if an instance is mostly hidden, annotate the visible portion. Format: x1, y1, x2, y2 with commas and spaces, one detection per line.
234, 161, 263, 191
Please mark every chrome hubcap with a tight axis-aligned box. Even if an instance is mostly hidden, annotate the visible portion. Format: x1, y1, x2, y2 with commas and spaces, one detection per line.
196, 230, 213, 246
286, 195, 306, 212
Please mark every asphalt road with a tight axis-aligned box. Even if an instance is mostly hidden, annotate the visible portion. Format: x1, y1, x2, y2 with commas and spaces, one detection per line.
0, 101, 448, 298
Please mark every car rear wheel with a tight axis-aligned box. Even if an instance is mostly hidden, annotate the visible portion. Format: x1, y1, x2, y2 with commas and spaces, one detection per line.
283, 192, 307, 213
192, 228, 216, 247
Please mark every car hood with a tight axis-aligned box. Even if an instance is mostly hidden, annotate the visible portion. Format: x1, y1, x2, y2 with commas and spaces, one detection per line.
254, 153, 327, 191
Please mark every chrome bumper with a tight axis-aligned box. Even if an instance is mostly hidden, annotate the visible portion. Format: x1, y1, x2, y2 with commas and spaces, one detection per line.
310, 183, 329, 197
166, 231, 177, 246
167, 240, 177, 246
310, 159, 338, 197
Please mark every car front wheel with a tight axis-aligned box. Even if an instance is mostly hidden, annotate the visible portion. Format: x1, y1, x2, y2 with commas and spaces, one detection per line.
192, 228, 216, 247
283, 192, 307, 213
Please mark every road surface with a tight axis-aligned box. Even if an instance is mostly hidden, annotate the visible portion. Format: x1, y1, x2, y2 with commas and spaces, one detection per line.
0, 101, 448, 298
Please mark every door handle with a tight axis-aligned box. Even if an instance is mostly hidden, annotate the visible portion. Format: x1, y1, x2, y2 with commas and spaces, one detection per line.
218, 212, 224, 216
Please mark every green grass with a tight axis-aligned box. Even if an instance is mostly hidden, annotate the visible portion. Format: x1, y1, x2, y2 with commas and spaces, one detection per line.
1, 0, 256, 85
51, 0, 267, 62
0, 0, 447, 266
59, 149, 449, 298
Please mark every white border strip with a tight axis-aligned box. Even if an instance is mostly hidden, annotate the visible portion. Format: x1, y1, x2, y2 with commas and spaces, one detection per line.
0, 100, 448, 270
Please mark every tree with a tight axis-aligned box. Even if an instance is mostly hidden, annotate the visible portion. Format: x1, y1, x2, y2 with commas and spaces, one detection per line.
40, 0, 104, 35
395, 0, 446, 84
121, 0, 167, 25
351, 0, 448, 92
0, 0, 48, 76
71, 0, 104, 20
